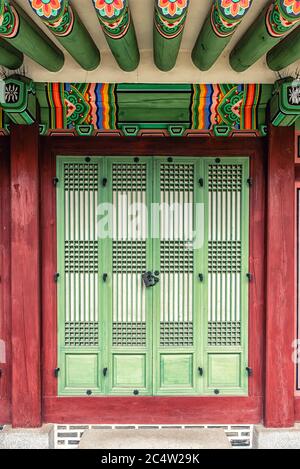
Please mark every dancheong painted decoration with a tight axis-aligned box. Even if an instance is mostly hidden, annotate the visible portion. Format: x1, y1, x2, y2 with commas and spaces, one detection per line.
92, 0, 139, 71
0, 81, 273, 137
0, 0, 64, 71
154, 0, 190, 71
230, 0, 300, 71
28, 0, 100, 70
192, 0, 253, 71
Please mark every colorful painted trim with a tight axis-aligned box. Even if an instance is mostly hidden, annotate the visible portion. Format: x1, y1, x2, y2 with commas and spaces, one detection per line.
266, 0, 300, 38
93, 0, 130, 39
154, 0, 189, 39
211, 0, 253, 37
0, 1, 20, 39
29, 0, 75, 37
31, 83, 272, 136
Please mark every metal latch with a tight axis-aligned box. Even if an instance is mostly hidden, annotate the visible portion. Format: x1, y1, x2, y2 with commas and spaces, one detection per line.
54, 368, 60, 378
142, 271, 159, 288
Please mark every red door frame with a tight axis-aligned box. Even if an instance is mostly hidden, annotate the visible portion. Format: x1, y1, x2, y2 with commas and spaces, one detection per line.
40, 136, 266, 424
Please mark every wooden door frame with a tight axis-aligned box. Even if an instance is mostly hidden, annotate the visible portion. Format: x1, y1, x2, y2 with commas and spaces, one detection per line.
40, 136, 266, 424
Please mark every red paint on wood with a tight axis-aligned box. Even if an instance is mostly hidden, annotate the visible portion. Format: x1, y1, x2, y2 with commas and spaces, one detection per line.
40, 136, 266, 424
265, 125, 295, 428
43, 396, 262, 425
295, 397, 300, 421
0, 139, 11, 424
11, 125, 42, 428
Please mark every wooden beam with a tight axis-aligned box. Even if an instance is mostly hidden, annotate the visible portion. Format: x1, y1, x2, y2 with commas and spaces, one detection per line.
0, 0, 64, 72
153, 0, 189, 72
0, 37, 23, 69
92, 0, 139, 72
230, 0, 300, 72
11, 124, 41, 428
265, 124, 295, 428
267, 25, 300, 71
192, 0, 253, 71
28, 0, 100, 71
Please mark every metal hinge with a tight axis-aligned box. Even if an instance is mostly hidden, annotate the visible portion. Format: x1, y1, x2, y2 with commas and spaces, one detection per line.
246, 367, 253, 377
199, 178, 204, 188
103, 367, 108, 377
54, 272, 60, 283
246, 273, 253, 282
247, 178, 253, 187
198, 273, 204, 282
54, 368, 60, 378
102, 178, 108, 187
53, 177, 59, 187
198, 367, 204, 376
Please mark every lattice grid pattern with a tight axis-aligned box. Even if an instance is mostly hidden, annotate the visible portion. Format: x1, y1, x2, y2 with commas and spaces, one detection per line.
208, 321, 241, 346
160, 241, 194, 273
208, 241, 241, 274
208, 164, 243, 192
65, 322, 99, 347
112, 163, 146, 191
160, 322, 193, 347
65, 241, 98, 273
160, 163, 194, 191
112, 322, 146, 347
63, 161, 99, 348
207, 162, 244, 347
112, 241, 147, 273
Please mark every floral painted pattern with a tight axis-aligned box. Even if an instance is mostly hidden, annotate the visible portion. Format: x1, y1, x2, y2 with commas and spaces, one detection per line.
93, 0, 125, 18
30, 0, 63, 18
283, 0, 300, 15
158, 0, 189, 17
220, 0, 251, 18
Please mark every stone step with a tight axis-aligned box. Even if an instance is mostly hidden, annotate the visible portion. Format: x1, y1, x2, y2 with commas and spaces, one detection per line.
79, 428, 231, 449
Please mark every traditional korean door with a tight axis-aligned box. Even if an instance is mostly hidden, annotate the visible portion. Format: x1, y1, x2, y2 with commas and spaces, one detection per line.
56, 156, 249, 397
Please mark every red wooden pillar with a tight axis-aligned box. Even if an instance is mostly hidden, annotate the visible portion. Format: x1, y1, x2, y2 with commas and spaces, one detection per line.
11, 124, 42, 428
265, 124, 295, 428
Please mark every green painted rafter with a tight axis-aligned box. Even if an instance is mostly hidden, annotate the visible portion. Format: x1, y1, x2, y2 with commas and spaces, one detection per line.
153, 0, 190, 72
0, 36, 23, 69
92, 0, 139, 72
267, 25, 300, 71
230, 0, 300, 72
0, 0, 64, 72
28, 0, 100, 71
192, 0, 253, 71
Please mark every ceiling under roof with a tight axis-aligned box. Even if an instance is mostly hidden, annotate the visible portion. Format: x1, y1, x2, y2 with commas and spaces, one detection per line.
5, 0, 300, 83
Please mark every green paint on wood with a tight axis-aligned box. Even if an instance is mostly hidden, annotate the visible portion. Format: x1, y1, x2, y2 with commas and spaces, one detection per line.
92, 0, 139, 72
270, 78, 300, 126
230, 0, 300, 72
56, 156, 250, 397
192, 0, 253, 71
28, 0, 100, 71
0, 37, 23, 69
1, 75, 36, 125
0, 0, 64, 72
153, 0, 189, 72
267, 25, 300, 71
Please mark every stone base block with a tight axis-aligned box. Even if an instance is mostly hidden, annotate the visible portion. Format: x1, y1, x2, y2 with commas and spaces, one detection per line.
253, 424, 300, 449
0, 424, 54, 449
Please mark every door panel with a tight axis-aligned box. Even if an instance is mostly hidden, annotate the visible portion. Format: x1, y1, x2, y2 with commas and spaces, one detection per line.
57, 156, 250, 397
106, 158, 153, 395
153, 159, 201, 395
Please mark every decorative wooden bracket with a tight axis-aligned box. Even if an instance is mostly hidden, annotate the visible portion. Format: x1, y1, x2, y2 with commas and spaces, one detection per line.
270, 78, 300, 127
230, 0, 300, 72
0, 75, 37, 125
28, 0, 100, 71
92, 0, 139, 72
153, 0, 190, 72
192, 0, 253, 71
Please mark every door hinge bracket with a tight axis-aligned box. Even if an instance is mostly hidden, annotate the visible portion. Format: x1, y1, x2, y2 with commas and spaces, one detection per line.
53, 177, 59, 187
54, 272, 60, 283
246, 273, 253, 282
246, 367, 253, 377
103, 273, 108, 282
102, 178, 108, 187
54, 368, 60, 378
103, 367, 108, 377
198, 367, 204, 376
199, 178, 204, 188
247, 178, 253, 187
198, 273, 204, 282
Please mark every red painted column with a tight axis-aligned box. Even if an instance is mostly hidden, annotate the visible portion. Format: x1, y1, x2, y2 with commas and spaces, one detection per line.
11, 124, 41, 428
265, 124, 295, 428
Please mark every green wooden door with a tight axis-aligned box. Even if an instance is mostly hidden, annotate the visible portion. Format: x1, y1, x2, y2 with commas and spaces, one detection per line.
56, 156, 249, 396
